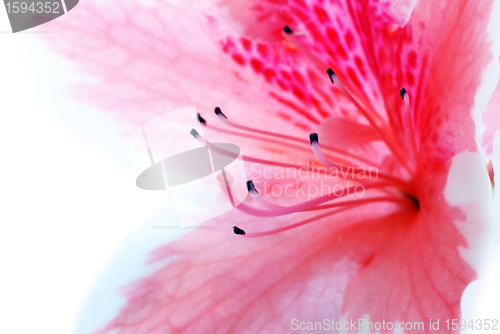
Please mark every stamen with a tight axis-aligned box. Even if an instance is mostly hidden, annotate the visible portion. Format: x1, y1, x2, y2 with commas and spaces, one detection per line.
191, 129, 412, 195
399, 87, 407, 100
326, 68, 336, 84
236, 196, 408, 237
209, 108, 375, 166
191, 129, 215, 171
233, 226, 246, 235
247, 180, 258, 193
400, 88, 418, 157
197, 113, 207, 125
248, 180, 411, 212
324, 68, 412, 173
282, 26, 307, 36
309, 132, 416, 194
236, 182, 386, 217
234, 209, 337, 237
247, 180, 284, 209
205, 123, 315, 155
215, 106, 227, 119
213, 107, 307, 144
191, 129, 328, 170
283, 26, 293, 34
305, 196, 415, 212
310, 132, 343, 169
190, 129, 207, 146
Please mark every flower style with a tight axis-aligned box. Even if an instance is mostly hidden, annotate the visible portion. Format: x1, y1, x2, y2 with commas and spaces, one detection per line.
42, 0, 500, 332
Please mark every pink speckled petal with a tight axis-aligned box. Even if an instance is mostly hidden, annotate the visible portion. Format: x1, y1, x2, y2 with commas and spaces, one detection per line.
214, 0, 498, 165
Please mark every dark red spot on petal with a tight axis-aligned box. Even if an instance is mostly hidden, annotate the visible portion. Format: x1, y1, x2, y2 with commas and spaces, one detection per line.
354, 57, 366, 77
276, 80, 289, 91
257, 44, 269, 57
262, 69, 275, 82
314, 6, 329, 24
241, 38, 252, 52
347, 67, 362, 90
250, 59, 263, 73
345, 31, 355, 50
281, 71, 292, 81
336, 44, 348, 60
292, 85, 307, 101
291, 70, 306, 85
326, 27, 339, 43
232, 54, 246, 66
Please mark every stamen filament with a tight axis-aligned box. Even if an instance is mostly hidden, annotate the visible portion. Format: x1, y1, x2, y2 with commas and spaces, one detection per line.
235, 196, 410, 237
247, 180, 283, 209
326, 69, 413, 174
191, 129, 313, 168
208, 109, 376, 166
214, 107, 307, 143
248, 179, 411, 212
310, 133, 343, 169
236, 182, 386, 217
400, 88, 418, 159
305, 196, 413, 211
310, 133, 415, 194
235, 209, 340, 237
191, 129, 372, 176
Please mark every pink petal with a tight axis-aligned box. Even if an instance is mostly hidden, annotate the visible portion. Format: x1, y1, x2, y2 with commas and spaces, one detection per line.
482, 73, 500, 155
91, 153, 492, 333
40, 0, 322, 139
344, 152, 493, 330
409, 0, 497, 163
381, 0, 418, 27
212, 0, 296, 43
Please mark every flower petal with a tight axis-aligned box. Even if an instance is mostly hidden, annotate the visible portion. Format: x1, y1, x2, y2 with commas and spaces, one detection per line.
343, 152, 493, 329
214, 0, 499, 166
40, 0, 320, 148
482, 74, 500, 155
90, 206, 380, 333
381, 0, 418, 27
410, 0, 498, 164
212, 0, 295, 43
213, 0, 417, 41
91, 152, 492, 333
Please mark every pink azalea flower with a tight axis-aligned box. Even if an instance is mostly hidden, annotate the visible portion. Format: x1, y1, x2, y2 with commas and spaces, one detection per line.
41, 0, 500, 332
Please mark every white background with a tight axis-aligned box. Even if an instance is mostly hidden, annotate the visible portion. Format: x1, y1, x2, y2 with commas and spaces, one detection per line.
0, 4, 499, 334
